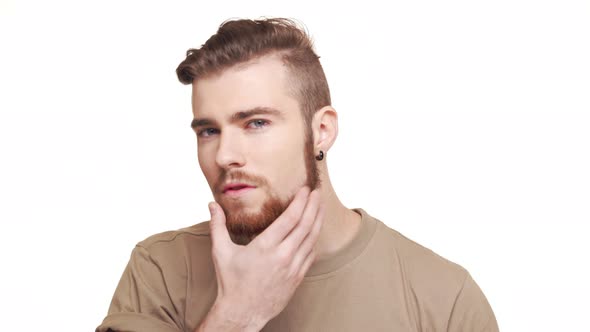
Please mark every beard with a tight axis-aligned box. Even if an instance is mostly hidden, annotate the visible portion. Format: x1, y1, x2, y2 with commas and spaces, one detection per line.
214, 133, 321, 245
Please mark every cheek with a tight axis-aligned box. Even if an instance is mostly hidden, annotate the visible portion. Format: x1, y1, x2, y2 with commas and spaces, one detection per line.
257, 134, 307, 192
197, 148, 217, 187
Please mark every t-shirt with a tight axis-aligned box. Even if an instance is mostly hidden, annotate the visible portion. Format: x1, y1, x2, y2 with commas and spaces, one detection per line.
96, 208, 498, 332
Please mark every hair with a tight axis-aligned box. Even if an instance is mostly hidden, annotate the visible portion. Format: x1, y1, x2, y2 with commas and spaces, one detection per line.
176, 18, 331, 130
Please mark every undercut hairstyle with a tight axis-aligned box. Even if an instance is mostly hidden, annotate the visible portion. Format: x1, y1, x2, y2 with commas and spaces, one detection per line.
176, 18, 331, 130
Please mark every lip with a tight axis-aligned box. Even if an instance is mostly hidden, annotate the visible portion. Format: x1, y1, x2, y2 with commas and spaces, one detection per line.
224, 186, 255, 197
222, 183, 256, 195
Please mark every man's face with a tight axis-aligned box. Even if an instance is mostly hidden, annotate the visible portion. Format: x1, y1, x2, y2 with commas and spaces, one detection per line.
192, 55, 319, 244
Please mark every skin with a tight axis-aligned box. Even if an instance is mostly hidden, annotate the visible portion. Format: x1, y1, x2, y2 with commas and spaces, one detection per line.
192, 55, 312, 228
191, 53, 362, 331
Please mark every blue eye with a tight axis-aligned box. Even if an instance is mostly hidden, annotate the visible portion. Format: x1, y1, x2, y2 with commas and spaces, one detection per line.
197, 128, 219, 137
247, 119, 269, 129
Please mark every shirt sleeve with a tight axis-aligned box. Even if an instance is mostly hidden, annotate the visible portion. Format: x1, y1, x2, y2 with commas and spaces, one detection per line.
447, 273, 499, 332
96, 245, 184, 332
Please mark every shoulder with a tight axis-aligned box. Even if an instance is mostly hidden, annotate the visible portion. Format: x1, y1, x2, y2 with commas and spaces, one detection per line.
367, 213, 497, 330
378, 221, 468, 284
368, 213, 468, 305
137, 221, 211, 247
133, 221, 213, 262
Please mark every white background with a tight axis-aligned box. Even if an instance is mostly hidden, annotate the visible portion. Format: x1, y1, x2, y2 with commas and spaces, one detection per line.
1, 0, 589, 331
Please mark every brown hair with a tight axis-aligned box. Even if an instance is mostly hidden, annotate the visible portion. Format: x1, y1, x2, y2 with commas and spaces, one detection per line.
176, 18, 331, 129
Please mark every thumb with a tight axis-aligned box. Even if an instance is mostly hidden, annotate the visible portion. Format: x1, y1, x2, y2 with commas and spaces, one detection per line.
208, 202, 232, 252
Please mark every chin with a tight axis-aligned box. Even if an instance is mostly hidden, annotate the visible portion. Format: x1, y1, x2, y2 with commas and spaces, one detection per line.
220, 192, 291, 245
218, 195, 262, 213
224, 204, 261, 218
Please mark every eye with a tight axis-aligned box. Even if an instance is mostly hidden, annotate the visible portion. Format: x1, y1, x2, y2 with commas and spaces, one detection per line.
247, 119, 270, 129
197, 128, 219, 137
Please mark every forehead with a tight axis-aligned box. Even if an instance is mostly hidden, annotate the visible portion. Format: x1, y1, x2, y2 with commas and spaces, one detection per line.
191, 55, 300, 120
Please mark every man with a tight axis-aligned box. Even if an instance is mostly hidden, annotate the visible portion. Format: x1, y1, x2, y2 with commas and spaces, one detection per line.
97, 18, 498, 332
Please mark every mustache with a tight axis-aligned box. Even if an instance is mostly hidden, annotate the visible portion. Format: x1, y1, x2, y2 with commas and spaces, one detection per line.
214, 170, 269, 193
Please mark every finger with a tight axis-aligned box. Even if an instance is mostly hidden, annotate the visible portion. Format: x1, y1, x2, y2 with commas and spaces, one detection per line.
254, 186, 310, 247
295, 247, 317, 281
208, 202, 232, 256
288, 203, 324, 275
280, 189, 321, 255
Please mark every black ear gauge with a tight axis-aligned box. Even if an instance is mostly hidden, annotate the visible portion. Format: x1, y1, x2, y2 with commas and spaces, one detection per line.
315, 150, 324, 161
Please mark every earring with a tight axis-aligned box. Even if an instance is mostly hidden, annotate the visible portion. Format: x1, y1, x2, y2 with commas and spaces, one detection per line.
315, 150, 324, 161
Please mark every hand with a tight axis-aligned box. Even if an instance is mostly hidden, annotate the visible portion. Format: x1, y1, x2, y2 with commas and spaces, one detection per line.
206, 187, 324, 330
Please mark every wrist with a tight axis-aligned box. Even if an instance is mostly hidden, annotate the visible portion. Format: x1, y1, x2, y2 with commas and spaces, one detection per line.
198, 299, 266, 332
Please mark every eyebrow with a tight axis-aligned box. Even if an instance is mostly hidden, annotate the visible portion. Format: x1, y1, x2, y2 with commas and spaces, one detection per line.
190, 107, 284, 129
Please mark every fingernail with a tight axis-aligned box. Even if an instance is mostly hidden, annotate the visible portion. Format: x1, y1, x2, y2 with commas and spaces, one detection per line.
208, 202, 215, 215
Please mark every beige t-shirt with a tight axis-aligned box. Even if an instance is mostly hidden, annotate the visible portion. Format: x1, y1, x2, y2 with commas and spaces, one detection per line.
96, 209, 498, 332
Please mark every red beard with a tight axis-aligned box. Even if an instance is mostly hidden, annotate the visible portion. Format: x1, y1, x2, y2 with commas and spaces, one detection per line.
214, 135, 320, 245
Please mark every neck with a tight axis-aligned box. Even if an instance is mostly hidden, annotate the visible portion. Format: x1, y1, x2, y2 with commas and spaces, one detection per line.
314, 172, 362, 260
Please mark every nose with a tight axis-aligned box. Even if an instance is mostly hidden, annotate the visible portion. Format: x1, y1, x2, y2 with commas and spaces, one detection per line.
215, 129, 246, 169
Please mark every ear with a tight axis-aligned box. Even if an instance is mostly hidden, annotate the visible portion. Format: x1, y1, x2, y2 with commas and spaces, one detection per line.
311, 106, 338, 153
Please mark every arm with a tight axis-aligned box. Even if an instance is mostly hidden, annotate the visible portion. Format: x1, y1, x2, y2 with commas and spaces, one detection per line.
447, 273, 499, 332
194, 187, 324, 332
193, 300, 264, 332
98, 186, 322, 332
96, 246, 183, 332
